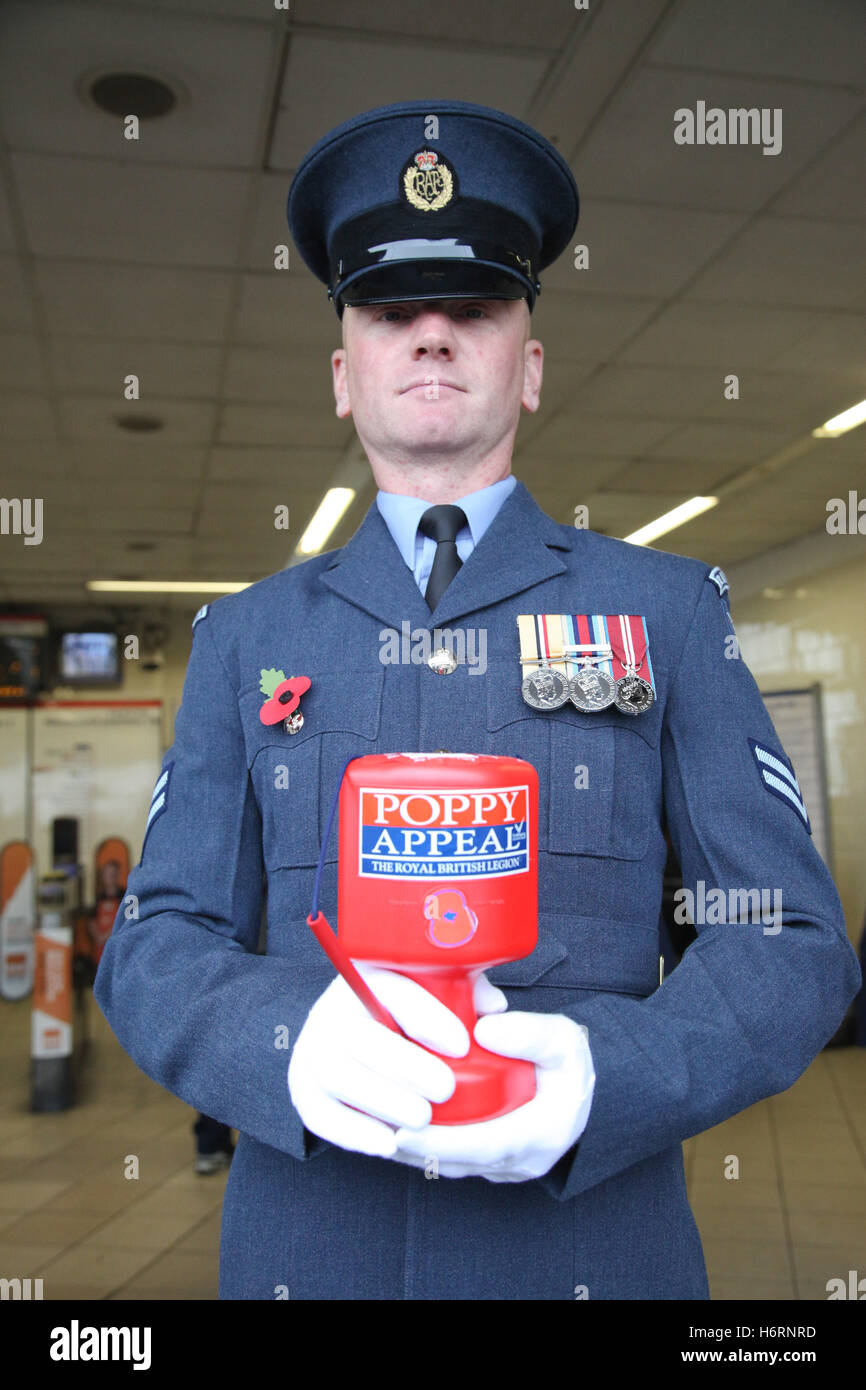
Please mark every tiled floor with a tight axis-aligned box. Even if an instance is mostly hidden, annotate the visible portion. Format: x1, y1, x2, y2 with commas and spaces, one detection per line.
1, 992, 864, 1300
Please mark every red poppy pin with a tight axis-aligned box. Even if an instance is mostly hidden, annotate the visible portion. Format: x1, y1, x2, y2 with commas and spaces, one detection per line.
259, 668, 311, 733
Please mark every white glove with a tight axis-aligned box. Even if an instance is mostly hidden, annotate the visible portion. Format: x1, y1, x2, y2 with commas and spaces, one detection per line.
288, 965, 509, 1159
390, 1011, 595, 1182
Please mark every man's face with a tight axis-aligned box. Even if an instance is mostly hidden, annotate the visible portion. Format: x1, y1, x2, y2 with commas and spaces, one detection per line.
331, 297, 543, 466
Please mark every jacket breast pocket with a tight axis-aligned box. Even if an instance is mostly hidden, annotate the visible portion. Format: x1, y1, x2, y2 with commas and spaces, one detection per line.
241, 669, 384, 869
486, 672, 659, 861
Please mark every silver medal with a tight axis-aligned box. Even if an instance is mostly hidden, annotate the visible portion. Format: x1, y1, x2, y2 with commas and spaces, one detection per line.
569, 666, 617, 712
521, 665, 570, 710
614, 674, 654, 715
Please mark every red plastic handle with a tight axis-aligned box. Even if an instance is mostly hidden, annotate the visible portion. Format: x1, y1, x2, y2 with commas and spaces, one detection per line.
306, 910, 406, 1036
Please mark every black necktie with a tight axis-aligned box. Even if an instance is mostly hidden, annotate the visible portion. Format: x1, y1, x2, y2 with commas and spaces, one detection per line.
419, 504, 468, 611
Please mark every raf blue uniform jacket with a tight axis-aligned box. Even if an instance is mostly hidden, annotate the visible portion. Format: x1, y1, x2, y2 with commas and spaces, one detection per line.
94, 479, 861, 1300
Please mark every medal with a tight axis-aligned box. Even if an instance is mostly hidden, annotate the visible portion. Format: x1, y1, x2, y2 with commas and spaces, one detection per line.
521, 666, 570, 710
607, 616, 655, 716
517, 614, 656, 715
614, 673, 654, 715
562, 613, 617, 711
517, 615, 570, 709
568, 663, 617, 712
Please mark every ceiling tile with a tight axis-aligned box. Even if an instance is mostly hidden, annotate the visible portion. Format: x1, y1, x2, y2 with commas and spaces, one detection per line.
646, 0, 866, 85
774, 446, 866, 496
34, 261, 234, 341
542, 202, 746, 296
0, 183, 16, 253
69, 442, 207, 479
223, 345, 335, 404
554, 364, 724, 417
50, 338, 223, 397
292, 0, 571, 47
245, 172, 301, 274
270, 35, 548, 171
0, 393, 58, 439
208, 446, 343, 482
513, 458, 636, 503
619, 301, 826, 368
125, 0, 279, 15
599, 457, 732, 494
767, 312, 866, 372
1, 440, 74, 477
14, 155, 253, 267
235, 273, 340, 347
531, 291, 660, 362
772, 113, 866, 223
0, 256, 36, 333
685, 216, 866, 309
60, 507, 194, 534
644, 419, 795, 463
0, 334, 45, 390
694, 369, 866, 432
57, 395, 217, 444
528, 412, 677, 457
0, 1, 275, 167
574, 66, 860, 210
218, 401, 351, 448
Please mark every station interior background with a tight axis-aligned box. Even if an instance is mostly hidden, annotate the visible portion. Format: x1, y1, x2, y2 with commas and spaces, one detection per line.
0, 0, 864, 1300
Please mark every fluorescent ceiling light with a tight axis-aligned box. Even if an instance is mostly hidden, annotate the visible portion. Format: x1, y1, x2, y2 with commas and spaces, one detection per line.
623, 496, 718, 546
812, 397, 866, 438
87, 580, 251, 593
295, 487, 356, 556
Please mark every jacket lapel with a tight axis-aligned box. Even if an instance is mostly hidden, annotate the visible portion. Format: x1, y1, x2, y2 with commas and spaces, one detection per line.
320, 479, 571, 628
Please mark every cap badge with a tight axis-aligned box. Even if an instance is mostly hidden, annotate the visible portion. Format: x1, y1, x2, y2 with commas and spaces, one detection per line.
401, 148, 455, 212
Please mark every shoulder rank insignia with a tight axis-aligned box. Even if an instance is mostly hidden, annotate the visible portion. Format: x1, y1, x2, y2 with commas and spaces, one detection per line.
707, 567, 729, 598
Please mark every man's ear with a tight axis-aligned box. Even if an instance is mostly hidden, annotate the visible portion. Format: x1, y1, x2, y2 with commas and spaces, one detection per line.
521, 338, 543, 413
331, 347, 352, 419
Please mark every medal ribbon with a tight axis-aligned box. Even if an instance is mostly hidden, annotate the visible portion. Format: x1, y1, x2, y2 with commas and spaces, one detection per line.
520, 614, 653, 691
606, 615, 651, 686
517, 614, 569, 678
563, 615, 614, 681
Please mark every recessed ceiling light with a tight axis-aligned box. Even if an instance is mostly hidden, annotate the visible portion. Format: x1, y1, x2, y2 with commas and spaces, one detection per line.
84, 70, 180, 119
116, 414, 164, 433
77, 64, 190, 123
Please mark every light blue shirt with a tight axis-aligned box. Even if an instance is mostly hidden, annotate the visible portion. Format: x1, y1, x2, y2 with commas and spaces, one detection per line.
376, 474, 517, 596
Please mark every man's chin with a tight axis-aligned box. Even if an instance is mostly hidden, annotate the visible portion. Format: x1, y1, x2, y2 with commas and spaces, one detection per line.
391, 433, 479, 460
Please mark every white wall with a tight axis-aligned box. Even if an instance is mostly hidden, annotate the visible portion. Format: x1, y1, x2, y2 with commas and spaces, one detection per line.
733, 550, 866, 949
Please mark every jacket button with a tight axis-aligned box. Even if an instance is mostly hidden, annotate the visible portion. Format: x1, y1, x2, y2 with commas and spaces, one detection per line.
428, 647, 457, 674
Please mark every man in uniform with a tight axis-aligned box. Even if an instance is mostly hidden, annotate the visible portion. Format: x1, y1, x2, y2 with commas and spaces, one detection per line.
95, 101, 861, 1300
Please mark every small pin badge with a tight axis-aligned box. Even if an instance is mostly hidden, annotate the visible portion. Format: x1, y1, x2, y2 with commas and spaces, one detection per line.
259, 668, 311, 734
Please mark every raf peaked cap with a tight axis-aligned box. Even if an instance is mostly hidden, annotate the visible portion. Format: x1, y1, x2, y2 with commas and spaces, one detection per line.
286, 100, 579, 317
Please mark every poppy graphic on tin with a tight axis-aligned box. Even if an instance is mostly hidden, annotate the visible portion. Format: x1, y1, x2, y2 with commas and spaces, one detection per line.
423, 888, 478, 948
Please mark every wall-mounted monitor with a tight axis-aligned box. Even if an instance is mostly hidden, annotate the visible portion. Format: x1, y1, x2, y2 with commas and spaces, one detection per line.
56, 631, 121, 686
